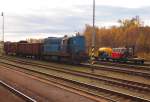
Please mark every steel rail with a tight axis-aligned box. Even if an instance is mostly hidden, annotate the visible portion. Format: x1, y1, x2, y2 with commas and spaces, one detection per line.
0, 58, 150, 101
9, 58, 150, 91
0, 64, 148, 102
1, 57, 150, 92
2, 56, 150, 78
0, 80, 36, 102
82, 63, 150, 78
95, 61, 150, 70
0, 64, 116, 102
95, 61, 150, 71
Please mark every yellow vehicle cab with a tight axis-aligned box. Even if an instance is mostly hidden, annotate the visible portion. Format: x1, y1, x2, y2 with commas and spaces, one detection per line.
98, 47, 113, 60
98, 47, 112, 56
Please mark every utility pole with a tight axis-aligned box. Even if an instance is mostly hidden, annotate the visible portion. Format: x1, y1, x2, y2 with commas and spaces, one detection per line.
92, 0, 96, 48
91, 0, 96, 72
1, 12, 4, 56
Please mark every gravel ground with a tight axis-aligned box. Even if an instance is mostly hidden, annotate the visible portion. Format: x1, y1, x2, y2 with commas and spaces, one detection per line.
0, 66, 107, 102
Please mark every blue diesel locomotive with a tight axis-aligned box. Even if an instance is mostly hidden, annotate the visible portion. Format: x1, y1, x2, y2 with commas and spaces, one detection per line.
42, 35, 87, 63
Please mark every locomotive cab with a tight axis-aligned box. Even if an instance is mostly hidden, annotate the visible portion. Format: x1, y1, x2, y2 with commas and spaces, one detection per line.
67, 35, 87, 62
98, 47, 112, 61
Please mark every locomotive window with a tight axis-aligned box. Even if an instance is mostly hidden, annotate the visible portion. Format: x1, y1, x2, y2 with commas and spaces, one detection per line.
119, 49, 121, 53
71, 39, 73, 44
62, 39, 67, 45
73, 40, 76, 44
62, 40, 64, 44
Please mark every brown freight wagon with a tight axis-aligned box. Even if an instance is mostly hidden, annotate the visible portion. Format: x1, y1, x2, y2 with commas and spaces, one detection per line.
4, 42, 18, 55
17, 43, 42, 57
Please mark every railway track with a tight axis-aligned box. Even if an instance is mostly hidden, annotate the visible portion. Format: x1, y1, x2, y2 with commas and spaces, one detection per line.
0, 80, 36, 102
96, 61, 150, 69
82, 63, 150, 78
2, 58, 150, 92
0, 56, 150, 102
3, 56, 150, 79
3, 57, 150, 89
0, 60, 116, 102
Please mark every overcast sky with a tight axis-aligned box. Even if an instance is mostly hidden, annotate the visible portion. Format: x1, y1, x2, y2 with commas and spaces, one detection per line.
0, 0, 150, 41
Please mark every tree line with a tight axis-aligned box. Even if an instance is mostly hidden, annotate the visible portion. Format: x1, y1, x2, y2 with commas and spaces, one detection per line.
83, 16, 150, 58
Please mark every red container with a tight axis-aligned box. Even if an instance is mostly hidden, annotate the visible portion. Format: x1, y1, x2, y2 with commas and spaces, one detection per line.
4, 42, 18, 55
17, 43, 42, 56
